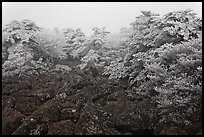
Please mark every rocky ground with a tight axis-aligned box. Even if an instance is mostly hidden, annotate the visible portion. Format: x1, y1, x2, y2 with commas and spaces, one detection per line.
2, 58, 202, 135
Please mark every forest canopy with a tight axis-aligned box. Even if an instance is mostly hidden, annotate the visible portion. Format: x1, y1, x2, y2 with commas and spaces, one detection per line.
2, 9, 202, 135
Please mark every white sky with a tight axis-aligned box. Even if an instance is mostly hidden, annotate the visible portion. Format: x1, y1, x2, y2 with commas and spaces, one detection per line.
2, 2, 202, 36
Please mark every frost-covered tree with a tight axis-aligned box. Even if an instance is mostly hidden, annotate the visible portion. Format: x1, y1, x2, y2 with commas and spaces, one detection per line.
72, 27, 110, 72
2, 19, 41, 64
103, 9, 202, 132
2, 19, 68, 76
33, 28, 67, 63
62, 27, 86, 58
104, 9, 202, 82
2, 19, 40, 44
87, 27, 110, 49
160, 9, 202, 41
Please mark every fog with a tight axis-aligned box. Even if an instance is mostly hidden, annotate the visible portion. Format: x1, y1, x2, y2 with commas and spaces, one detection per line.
2, 2, 202, 36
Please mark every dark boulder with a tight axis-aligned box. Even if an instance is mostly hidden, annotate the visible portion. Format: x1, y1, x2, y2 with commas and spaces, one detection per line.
15, 96, 42, 116
2, 107, 25, 135
48, 120, 75, 135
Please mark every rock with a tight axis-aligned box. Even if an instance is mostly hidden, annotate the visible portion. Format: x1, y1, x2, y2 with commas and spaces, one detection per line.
73, 114, 89, 135
30, 99, 62, 123
29, 124, 48, 135
73, 113, 104, 135
60, 100, 83, 123
70, 74, 91, 90
7, 97, 16, 108
102, 101, 118, 116
123, 132, 132, 135
15, 96, 42, 116
2, 54, 201, 135
61, 100, 76, 108
160, 127, 188, 135
107, 92, 118, 102
74, 102, 116, 135
61, 108, 80, 122
2, 96, 16, 110
55, 92, 67, 102
13, 117, 47, 135
2, 107, 25, 135
90, 65, 99, 78
91, 84, 113, 103
71, 109, 76, 113
12, 99, 62, 135
67, 89, 90, 105
34, 88, 55, 103
12, 117, 38, 135
48, 120, 75, 135
108, 95, 156, 135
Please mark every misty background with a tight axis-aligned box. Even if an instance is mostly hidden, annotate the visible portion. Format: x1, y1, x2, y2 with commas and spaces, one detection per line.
2, 2, 202, 36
